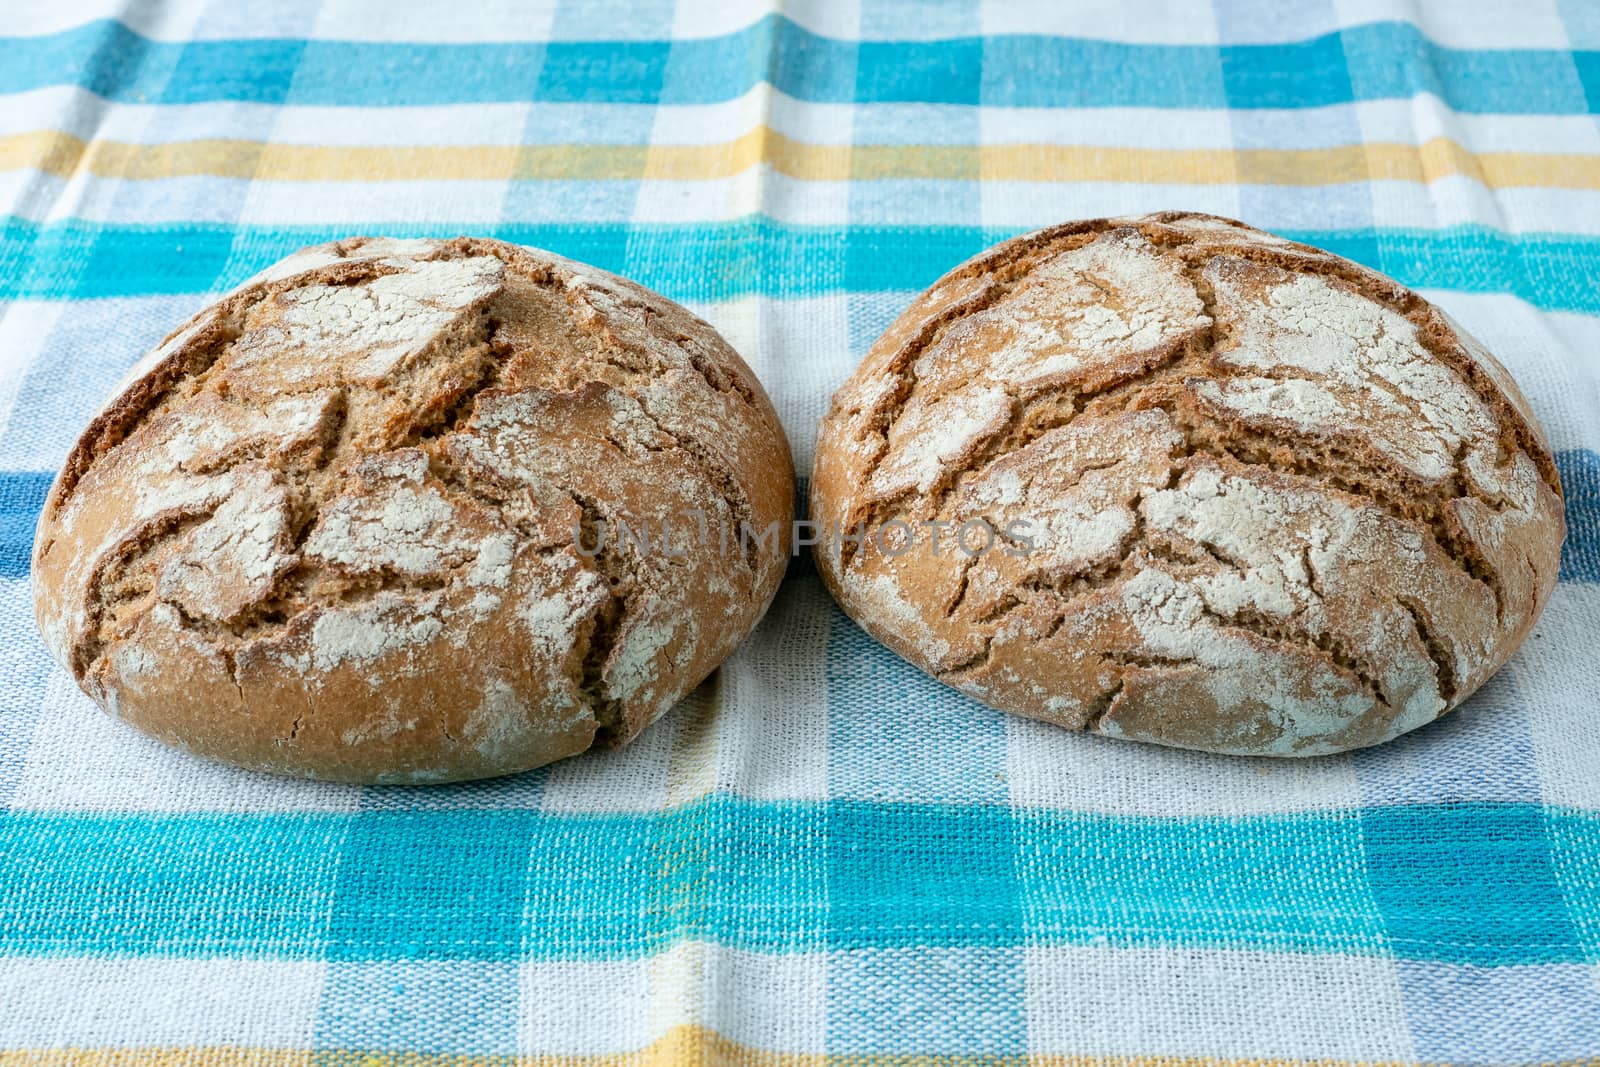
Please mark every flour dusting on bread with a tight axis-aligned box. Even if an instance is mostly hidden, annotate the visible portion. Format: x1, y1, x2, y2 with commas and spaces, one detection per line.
33, 236, 794, 783
812, 212, 1564, 756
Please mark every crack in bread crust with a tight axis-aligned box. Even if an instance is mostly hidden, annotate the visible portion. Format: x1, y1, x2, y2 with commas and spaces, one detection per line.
33, 237, 795, 784
846, 218, 1548, 584
46, 258, 413, 521
813, 212, 1565, 757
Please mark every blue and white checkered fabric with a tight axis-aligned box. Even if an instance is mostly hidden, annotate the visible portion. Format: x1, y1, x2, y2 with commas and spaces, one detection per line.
1, 1, 1599, 1063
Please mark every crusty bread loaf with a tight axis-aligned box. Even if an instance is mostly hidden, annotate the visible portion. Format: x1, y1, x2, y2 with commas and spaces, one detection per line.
32, 236, 793, 783
811, 212, 1565, 756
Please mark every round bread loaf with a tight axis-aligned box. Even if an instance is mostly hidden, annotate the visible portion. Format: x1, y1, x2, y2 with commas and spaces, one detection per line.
811, 212, 1564, 756
33, 236, 794, 783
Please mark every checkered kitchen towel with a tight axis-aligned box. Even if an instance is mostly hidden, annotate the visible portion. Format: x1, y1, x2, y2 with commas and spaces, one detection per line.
2, 0, 1599, 1063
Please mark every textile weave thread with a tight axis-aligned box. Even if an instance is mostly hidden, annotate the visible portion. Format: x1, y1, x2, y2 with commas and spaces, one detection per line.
1, 1, 1598, 1062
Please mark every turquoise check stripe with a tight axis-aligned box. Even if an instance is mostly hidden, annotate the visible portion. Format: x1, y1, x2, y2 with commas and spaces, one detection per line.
0, 18, 1595, 112
4, 1, 1600, 1058
0, 799, 1593, 965
4, 218, 1600, 313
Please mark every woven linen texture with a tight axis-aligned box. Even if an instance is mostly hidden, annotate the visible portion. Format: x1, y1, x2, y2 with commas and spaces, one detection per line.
1, 1, 1599, 1063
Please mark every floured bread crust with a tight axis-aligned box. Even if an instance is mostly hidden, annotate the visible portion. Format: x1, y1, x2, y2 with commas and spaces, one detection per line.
811, 213, 1564, 756
33, 237, 793, 783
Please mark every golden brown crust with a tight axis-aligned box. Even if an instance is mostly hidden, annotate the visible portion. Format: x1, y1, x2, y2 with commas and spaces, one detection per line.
33, 236, 794, 783
810, 212, 1564, 756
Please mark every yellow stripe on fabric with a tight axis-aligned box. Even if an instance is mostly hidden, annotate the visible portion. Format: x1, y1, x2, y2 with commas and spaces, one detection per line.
2, 1040, 1598, 1067
3, 129, 1597, 190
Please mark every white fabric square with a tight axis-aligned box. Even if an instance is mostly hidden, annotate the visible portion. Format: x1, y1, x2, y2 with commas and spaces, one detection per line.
519, 957, 651, 1055
311, 1, 557, 42
758, 172, 852, 226
0, 958, 326, 1049
711, 577, 832, 803
54, 174, 254, 226
234, 179, 512, 225
10, 669, 363, 813
0, 299, 66, 433
769, 93, 855, 146
980, 105, 1236, 150
0, 172, 68, 226
0, 86, 113, 140
670, 0, 778, 40
648, 94, 768, 146
699, 944, 827, 1054
79, 100, 269, 144
765, 295, 855, 466
980, 0, 1220, 44
1365, 181, 1600, 236
1354, 94, 1600, 155
781, 0, 861, 41
0, 0, 206, 39
1025, 944, 1416, 1059
1006, 716, 1363, 816
1213, 0, 1339, 43
268, 103, 534, 147
1335, 0, 1571, 49
631, 174, 763, 225
1524, 585, 1600, 810
537, 699, 676, 812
